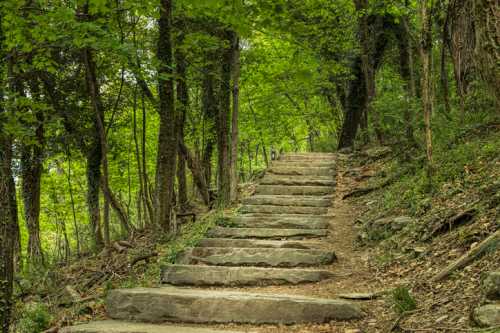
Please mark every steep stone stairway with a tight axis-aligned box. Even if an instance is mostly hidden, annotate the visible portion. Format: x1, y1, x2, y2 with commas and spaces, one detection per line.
62, 153, 363, 333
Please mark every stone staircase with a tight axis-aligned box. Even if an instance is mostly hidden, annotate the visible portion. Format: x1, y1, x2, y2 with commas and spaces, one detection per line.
62, 153, 364, 333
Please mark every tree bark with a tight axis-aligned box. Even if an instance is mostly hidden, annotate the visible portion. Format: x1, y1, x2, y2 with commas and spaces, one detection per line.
156, 0, 178, 232
201, 62, 217, 187
175, 29, 189, 212
338, 14, 393, 149
230, 34, 240, 203
20, 120, 44, 266
179, 142, 211, 206
216, 36, 233, 207
420, 0, 434, 181
0, 16, 17, 330
82, 44, 131, 236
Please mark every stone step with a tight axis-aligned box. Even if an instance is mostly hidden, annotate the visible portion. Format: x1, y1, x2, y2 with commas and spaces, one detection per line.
161, 265, 335, 286
256, 185, 335, 196
243, 195, 332, 207
268, 166, 335, 176
224, 216, 329, 229
176, 247, 336, 267
261, 176, 335, 187
272, 161, 335, 168
197, 238, 326, 249
60, 321, 243, 333
280, 154, 335, 161
207, 227, 328, 239
240, 204, 329, 215
236, 214, 331, 222
107, 287, 364, 324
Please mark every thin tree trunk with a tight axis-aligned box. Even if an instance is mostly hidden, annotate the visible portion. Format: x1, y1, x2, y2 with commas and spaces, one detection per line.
420, 0, 434, 181
156, 0, 178, 233
82, 45, 131, 236
66, 150, 81, 257
176, 29, 189, 212
230, 34, 240, 203
141, 92, 155, 225
216, 38, 232, 207
179, 142, 211, 206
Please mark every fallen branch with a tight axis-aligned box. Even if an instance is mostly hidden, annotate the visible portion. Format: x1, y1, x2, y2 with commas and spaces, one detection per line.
432, 229, 500, 282
129, 252, 159, 267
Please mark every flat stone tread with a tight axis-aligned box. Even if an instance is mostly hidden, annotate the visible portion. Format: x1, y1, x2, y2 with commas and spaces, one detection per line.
107, 287, 363, 324
60, 321, 244, 333
224, 217, 329, 229
256, 185, 335, 196
240, 204, 329, 215
197, 238, 327, 249
161, 265, 335, 286
268, 166, 335, 176
207, 227, 328, 239
177, 247, 336, 267
272, 161, 336, 168
243, 195, 332, 207
260, 177, 336, 187
234, 214, 332, 221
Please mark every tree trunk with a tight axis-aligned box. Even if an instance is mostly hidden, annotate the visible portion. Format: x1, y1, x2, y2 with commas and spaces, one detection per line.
338, 14, 392, 149
82, 46, 131, 236
216, 36, 233, 207
179, 142, 211, 206
0, 18, 17, 330
86, 142, 104, 251
420, 0, 434, 181
396, 16, 418, 144
201, 62, 217, 188
156, 0, 178, 233
230, 34, 240, 203
175, 30, 189, 212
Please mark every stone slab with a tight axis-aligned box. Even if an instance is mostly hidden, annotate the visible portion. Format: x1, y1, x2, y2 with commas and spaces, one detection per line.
256, 185, 335, 196
161, 265, 335, 286
260, 176, 335, 187
176, 247, 336, 267
197, 238, 326, 249
224, 216, 329, 229
60, 321, 244, 333
207, 227, 328, 239
107, 287, 364, 324
240, 205, 329, 215
243, 195, 332, 207
268, 166, 335, 177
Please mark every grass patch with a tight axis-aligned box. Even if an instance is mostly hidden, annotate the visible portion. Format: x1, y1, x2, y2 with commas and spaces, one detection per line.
391, 286, 417, 314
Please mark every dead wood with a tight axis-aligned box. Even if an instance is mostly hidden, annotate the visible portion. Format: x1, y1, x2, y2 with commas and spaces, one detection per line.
432, 229, 500, 282
130, 252, 158, 267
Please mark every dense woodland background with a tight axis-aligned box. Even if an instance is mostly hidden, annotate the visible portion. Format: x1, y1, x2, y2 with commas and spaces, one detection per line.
0, 0, 498, 331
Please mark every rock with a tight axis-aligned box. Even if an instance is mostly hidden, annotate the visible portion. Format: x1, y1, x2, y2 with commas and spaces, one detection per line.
473, 304, 500, 327
240, 204, 329, 215
60, 321, 246, 333
224, 216, 329, 230
106, 287, 364, 324
197, 238, 325, 249
207, 227, 328, 239
362, 146, 391, 159
483, 271, 500, 300
256, 185, 335, 196
176, 247, 336, 267
242, 195, 332, 207
391, 216, 413, 231
161, 265, 335, 286
260, 176, 336, 187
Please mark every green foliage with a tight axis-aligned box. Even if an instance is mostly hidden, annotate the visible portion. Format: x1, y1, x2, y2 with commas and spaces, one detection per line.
16, 303, 52, 333
391, 286, 417, 314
